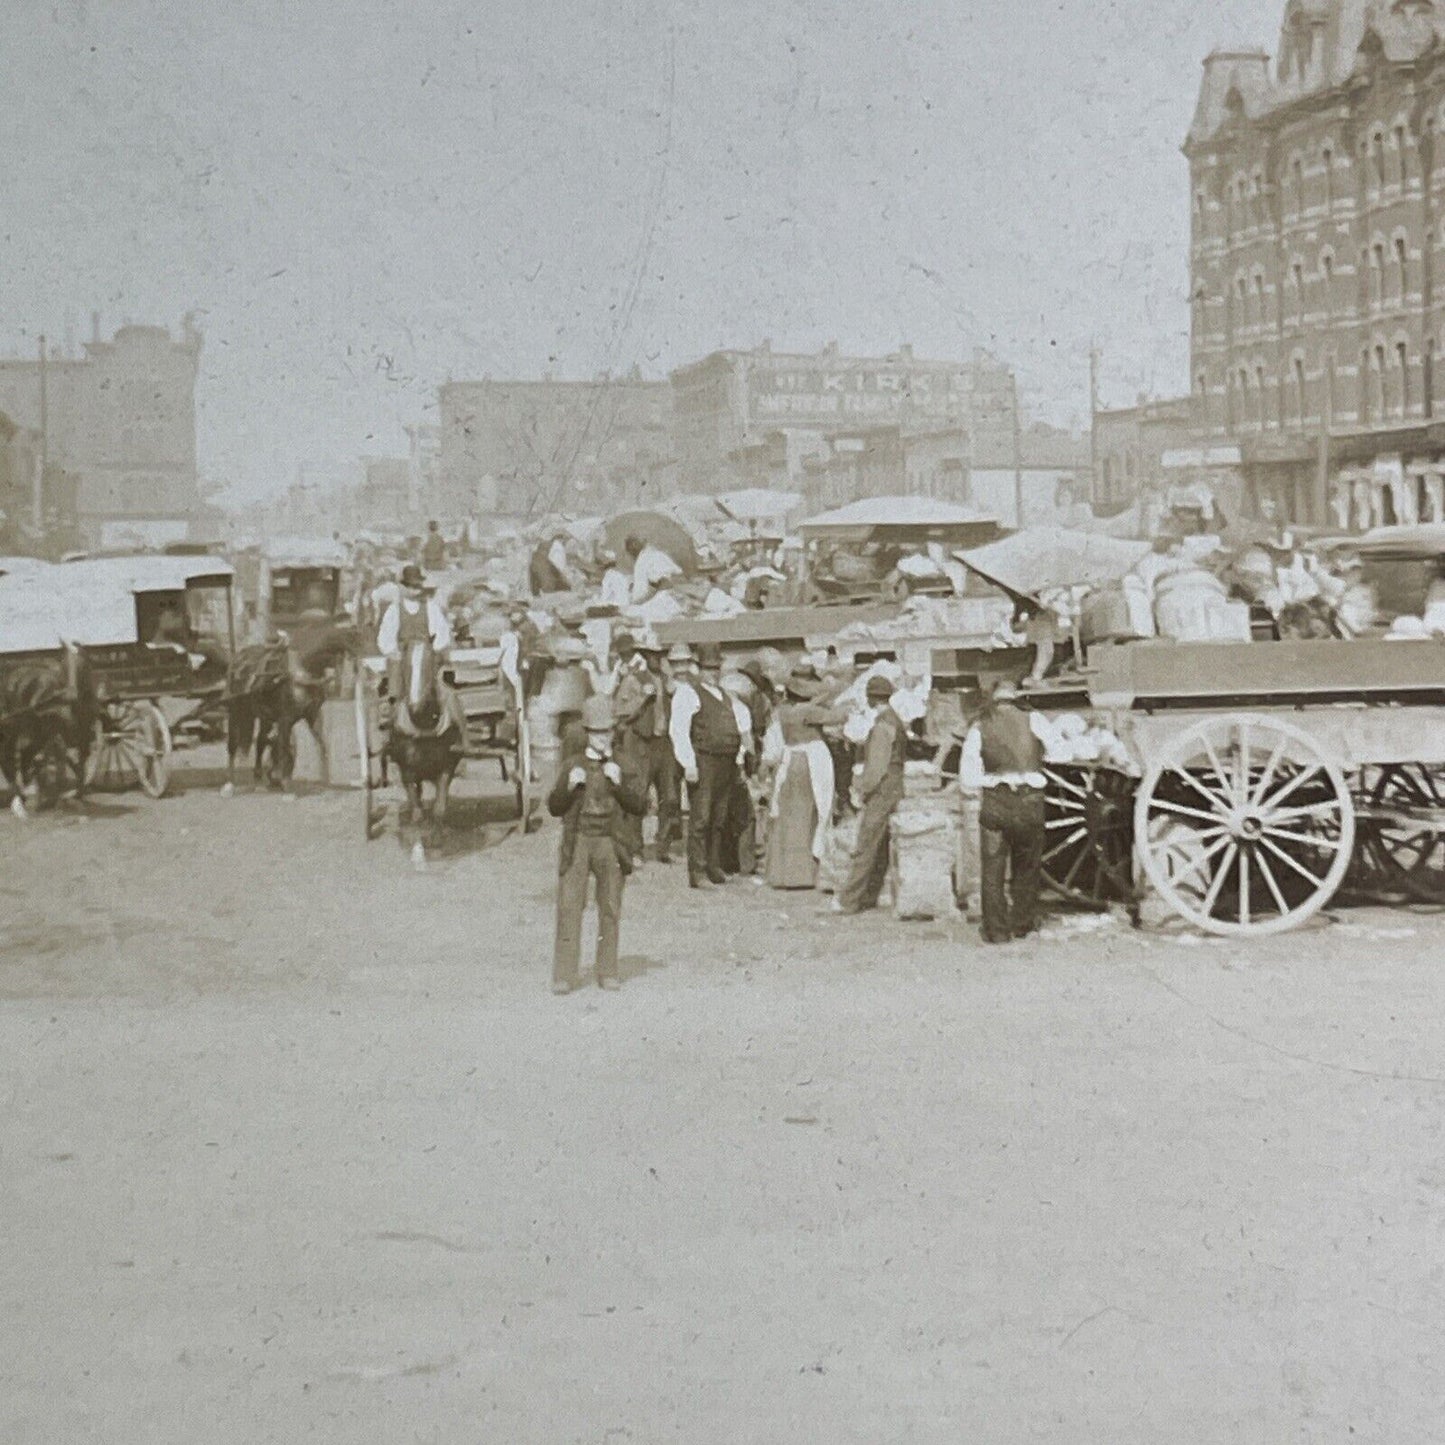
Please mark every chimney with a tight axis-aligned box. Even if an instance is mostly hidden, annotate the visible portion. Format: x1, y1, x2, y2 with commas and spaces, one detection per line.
90, 311, 101, 344
898, 343, 913, 361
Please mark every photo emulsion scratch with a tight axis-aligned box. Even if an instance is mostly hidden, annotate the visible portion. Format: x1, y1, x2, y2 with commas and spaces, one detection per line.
2, 1, 1443, 1439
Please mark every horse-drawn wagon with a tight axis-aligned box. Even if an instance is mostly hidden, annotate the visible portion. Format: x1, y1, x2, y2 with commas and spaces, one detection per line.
233, 536, 348, 645
0, 553, 236, 801
969, 636, 1445, 936
354, 632, 536, 840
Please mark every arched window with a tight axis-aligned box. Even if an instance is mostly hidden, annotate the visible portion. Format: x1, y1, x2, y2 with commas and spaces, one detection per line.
1253, 270, 1267, 327
1293, 355, 1307, 425
1320, 248, 1335, 316
1394, 234, 1409, 300
1372, 242, 1387, 307
1322, 144, 1335, 208
1371, 130, 1387, 190
1290, 155, 1304, 216
1374, 343, 1388, 420
1397, 340, 1410, 416
1360, 348, 1372, 423
1291, 260, 1305, 323
1255, 364, 1268, 428
1394, 123, 1409, 187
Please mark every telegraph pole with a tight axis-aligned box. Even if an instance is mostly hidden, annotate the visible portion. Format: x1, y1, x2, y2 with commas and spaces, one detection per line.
1011, 371, 1024, 528
1089, 345, 1101, 508
35, 334, 48, 534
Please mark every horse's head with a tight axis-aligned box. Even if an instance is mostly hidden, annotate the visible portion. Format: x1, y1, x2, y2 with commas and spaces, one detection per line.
401, 637, 441, 721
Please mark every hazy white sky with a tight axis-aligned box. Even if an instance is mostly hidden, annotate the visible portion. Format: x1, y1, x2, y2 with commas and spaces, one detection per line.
2, 0, 1283, 497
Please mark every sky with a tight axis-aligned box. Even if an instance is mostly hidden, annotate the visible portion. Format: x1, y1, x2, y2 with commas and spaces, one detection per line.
1, 0, 1286, 499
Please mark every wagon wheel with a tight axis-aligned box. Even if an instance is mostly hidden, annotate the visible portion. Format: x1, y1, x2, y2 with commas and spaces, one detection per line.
85, 700, 172, 798
1042, 764, 1136, 909
1358, 764, 1445, 903
354, 669, 380, 841
1135, 714, 1355, 937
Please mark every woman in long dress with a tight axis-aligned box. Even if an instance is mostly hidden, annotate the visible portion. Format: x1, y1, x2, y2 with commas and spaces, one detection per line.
763, 666, 850, 889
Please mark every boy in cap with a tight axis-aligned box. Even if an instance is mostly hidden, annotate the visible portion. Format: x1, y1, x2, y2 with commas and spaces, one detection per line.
669, 642, 752, 887
836, 675, 908, 914
548, 694, 646, 993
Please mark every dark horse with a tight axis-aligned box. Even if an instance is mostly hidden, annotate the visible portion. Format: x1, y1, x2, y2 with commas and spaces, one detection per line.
225, 622, 356, 793
385, 637, 465, 824
0, 643, 96, 818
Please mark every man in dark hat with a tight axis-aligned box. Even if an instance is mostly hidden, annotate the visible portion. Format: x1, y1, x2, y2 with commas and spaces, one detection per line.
549, 695, 646, 994
957, 677, 1053, 943
837, 675, 907, 914
669, 642, 751, 887
377, 563, 453, 709
613, 631, 680, 864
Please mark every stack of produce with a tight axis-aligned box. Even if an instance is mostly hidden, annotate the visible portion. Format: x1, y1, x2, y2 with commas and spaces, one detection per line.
890, 794, 960, 920
1153, 569, 1250, 643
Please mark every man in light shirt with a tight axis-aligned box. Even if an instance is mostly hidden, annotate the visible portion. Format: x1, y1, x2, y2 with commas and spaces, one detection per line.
377, 565, 454, 709
957, 677, 1059, 943
668, 642, 751, 888
627, 535, 682, 604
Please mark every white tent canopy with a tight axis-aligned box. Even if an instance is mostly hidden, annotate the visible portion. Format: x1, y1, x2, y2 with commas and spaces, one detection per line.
801, 496, 990, 532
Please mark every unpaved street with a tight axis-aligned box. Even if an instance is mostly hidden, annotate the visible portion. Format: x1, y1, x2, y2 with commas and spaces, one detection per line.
4, 753, 1444, 1443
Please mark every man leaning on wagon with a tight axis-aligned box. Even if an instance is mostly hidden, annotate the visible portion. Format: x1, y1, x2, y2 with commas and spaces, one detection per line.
957, 677, 1060, 944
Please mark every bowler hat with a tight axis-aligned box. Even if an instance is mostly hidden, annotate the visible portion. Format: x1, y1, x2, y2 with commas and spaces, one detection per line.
399, 563, 427, 589
614, 631, 637, 656
581, 695, 614, 731
864, 675, 895, 703
696, 643, 724, 670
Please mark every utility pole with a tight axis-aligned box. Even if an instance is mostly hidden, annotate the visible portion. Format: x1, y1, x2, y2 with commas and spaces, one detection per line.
1011, 370, 1024, 528
1089, 345, 1101, 508
35, 334, 48, 534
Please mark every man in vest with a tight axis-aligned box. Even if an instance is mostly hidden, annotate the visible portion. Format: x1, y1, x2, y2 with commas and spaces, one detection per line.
614, 631, 679, 865
548, 695, 646, 994
669, 642, 751, 888
957, 676, 1056, 943
376, 564, 456, 733
836, 675, 908, 914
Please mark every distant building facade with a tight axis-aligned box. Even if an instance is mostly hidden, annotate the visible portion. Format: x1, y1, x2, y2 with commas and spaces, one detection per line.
0, 318, 202, 550
1092, 395, 1203, 512
669, 342, 1020, 495
1187, 1, 1445, 529
438, 371, 674, 518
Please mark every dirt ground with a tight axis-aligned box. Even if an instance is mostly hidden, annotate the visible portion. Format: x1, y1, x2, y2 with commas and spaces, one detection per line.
3, 743, 1445, 1443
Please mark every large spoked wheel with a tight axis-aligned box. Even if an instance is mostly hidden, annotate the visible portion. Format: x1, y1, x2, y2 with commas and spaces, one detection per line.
354, 669, 381, 841
1357, 764, 1445, 903
1042, 764, 1136, 909
1135, 714, 1355, 937
86, 700, 172, 798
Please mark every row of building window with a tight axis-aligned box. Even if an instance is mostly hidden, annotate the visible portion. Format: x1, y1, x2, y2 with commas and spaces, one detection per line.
1201, 343, 1437, 431
1199, 123, 1440, 236
1204, 237, 1425, 330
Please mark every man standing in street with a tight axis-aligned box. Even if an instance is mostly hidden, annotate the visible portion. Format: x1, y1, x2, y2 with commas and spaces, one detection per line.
421, 519, 447, 571
669, 642, 751, 889
957, 677, 1054, 943
549, 695, 645, 994
837, 675, 908, 914
614, 632, 679, 864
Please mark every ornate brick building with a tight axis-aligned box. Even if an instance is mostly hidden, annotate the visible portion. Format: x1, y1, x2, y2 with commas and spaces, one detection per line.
1188, 0, 1445, 530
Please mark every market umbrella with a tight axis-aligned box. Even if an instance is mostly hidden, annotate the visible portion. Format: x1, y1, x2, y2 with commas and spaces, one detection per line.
604, 510, 699, 575
957, 526, 1152, 602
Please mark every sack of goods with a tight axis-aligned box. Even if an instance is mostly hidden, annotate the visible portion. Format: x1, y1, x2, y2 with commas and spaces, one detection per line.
1154, 569, 1250, 643
817, 813, 862, 895
890, 797, 960, 921
903, 759, 942, 797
